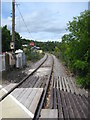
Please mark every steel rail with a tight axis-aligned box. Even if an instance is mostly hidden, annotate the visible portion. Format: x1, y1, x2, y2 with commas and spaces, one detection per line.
0, 54, 48, 102
33, 55, 54, 120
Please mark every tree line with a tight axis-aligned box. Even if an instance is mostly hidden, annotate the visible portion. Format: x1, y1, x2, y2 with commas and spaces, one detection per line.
1, 25, 60, 52
54, 10, 90, 88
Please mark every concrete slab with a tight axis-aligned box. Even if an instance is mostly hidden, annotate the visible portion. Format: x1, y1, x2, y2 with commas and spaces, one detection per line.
35, 67, 51, 77
12, 88, 43, 115
0, 83, 17, 99
0, 87, 43, 119
0, 88, 34, 119
40, 109, 58, 118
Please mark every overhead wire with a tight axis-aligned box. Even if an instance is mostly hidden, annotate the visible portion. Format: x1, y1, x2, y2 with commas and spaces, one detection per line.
15, 3, 34, 40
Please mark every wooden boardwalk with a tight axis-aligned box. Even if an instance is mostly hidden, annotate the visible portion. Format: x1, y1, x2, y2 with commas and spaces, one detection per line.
49, 88, 89, 118
53, 76, 88, 96
47, 76, 89, 119
0, 76, 89, 119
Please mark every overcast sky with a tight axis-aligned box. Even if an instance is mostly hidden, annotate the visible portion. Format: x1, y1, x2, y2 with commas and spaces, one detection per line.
1, 2, 88, 42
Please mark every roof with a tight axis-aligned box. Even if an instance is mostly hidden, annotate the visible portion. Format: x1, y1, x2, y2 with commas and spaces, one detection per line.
15, 49, 23, 53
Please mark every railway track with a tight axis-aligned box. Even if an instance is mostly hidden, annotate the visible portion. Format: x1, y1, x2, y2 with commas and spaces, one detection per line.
0, 54, 54, 119
33, 55, 54, 120
0, 54, 48, 102
0, 54, 89, 119
39, 55, 89, 119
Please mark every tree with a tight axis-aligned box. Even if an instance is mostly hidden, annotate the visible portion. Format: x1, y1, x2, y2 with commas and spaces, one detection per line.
2, 25, 11, 52
15, 32, 22, 50
60, 10, 90, 88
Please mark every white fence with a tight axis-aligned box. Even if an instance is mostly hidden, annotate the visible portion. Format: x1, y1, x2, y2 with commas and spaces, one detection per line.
15, 52, 26, 68
0, 53, 6, 71
0, 51, 26, 71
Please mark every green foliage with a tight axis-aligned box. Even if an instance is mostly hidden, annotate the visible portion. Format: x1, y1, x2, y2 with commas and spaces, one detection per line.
76, 77, 86, 88
15, 32, 22, 50
2, 25, 22, 52
24, 46, 44, 62
2, 25, 11, 52
57, 10, 90, 88
54, 46, 61, 58
74, 60, 87, 71
22, 39, 60, 53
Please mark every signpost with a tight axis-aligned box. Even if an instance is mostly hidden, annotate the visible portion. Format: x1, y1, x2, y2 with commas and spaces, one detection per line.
30, 42, 34, 47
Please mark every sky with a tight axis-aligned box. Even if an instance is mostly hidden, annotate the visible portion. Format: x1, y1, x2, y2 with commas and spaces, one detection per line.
1, 1, 88, 42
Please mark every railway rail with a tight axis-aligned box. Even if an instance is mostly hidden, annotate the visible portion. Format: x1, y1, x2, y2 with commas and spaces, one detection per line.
33, 55, 54, 119
0, 54, 55, 119
0, 54, 48, 102
0, 54, 89, 119
40, 55, 89, 119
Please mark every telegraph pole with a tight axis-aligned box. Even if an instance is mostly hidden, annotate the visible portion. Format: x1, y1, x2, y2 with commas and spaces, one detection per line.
11, 0, 15, 52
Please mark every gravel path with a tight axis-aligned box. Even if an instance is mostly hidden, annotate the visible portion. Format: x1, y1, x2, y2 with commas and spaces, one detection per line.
53, 55, 68, 78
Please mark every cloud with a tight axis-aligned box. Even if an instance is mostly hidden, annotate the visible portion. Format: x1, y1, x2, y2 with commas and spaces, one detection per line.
1, 17, 12, 30
15, 10, 67, 34
44, 27, 66, 33
1, 2, 87, 41
1, 10, 69, 41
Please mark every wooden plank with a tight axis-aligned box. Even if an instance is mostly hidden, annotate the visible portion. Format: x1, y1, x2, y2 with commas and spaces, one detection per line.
73, 94, 86, 118
60, 91, 69, 119
68, 93, 80, 118
58, 76, 62, 91
37, 79, 43, 88
49, 88, 53, 109
55, 78, 57, 88
63, 77, 70, 92
34, 78, 42, 88
53, 78, 56, 88
25, 77, 35, 88
76, 95, 88, 118
80, 95, 89, 108
70, 77, 88, 97
40, 109, 58, 118
77, 87, 85, 96
69, 77, 79, 94
57, 89, 63, 118
66, 77, 74, 93
16, 88, 28, 100
49, 77, 54, 109
19, 76, 33, 88
24, 88, 37, 109
81, 95, 89, 107
42, 78, 47, 88
53, 88, 57, 109
39, 77, 47, 88
29, 76, 39, 88
11, 88, 25, 98
64, 92, 75, 118
57, 79, 59, 89
29, 88, 43, 114
61, 77, 66, 91
18, 88, 32, 103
